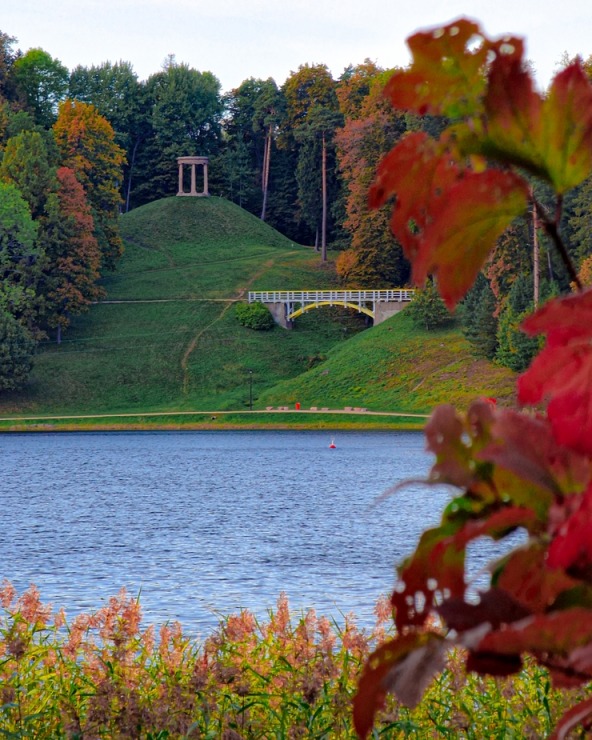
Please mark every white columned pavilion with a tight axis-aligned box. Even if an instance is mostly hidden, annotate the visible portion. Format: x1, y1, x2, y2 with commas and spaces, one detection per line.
177, 156, 209, 196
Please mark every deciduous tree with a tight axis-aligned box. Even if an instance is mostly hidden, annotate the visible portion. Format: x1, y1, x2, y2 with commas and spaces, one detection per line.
135, 63, 222, 203
12, 48, 68, 127
0, 129, 58, 219
336, 66, 409, 285
69, 61, 145, 212
282, 64, 342, 250
53, 100, 125, 270
0, 181, 42, 331
40, 167, 102, 339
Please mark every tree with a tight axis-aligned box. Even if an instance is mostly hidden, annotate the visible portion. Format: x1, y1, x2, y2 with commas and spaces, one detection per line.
12, 48, 68, 127
53, 100, 125, 270
353, 19, 592, 740
495, 273, 540, 371
0, 30, 19, 105
0, 129, 58, 219
219, 77, 284, 221
40, 167, 102, 339
254, 80, 284, 222
133, 63, 222, 204
0, 307, 36, 391
460, 272, 499, 359
568, 174, 592, 263
335, 67, 410, 286
69, 61, 146, 212
300, 104, 343, 260
0, 181, 42, 331
406, 279, 453, 330
282, 64, 342, 251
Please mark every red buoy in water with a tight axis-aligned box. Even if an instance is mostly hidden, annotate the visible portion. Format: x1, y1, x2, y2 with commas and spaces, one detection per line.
329, 439, 336, 449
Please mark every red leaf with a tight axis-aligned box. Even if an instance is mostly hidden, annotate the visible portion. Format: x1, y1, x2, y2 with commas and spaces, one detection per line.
383, 19, 489, 118
479, 408, 590, 511
370, 132, 462, 264
479, 57, 592, 192
392, 521, 466, 629
392, 507, 535, 630
550, 697, 592, 740
437, 588, 530, 632
518, 291, 592, 457
415, 169, 528, 308
542, 63, 592, 193
424, 404, 475, 487
451, 506, 537, 547
354, 633, 443, 738
495, 544, 578, 613
466, 650, 523, 676
521, 287, 592, 347
547, 482, 592, 571
478, 608, 592, 661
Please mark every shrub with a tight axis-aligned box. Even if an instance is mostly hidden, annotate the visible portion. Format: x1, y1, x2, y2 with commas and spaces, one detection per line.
406, 280, 454, 330
235, 301, 275, 330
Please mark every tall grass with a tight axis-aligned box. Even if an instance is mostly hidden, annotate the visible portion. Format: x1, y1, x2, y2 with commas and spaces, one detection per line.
1, 583, 588, 738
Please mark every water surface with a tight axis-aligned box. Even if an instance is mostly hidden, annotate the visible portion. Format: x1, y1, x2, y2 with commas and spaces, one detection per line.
2, 430, 450, 634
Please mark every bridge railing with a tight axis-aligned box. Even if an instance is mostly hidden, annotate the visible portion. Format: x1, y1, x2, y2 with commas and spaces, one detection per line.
248, 289, 415, 303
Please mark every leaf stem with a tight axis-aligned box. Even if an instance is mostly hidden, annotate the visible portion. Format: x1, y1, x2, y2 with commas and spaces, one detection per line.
533, 196, 582, 291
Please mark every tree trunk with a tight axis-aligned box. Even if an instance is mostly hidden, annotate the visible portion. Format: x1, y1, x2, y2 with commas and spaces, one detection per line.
321, 131, 327, 262
533, 200, 539, 307
260, 124, 272, 221
125, 137, 141, 213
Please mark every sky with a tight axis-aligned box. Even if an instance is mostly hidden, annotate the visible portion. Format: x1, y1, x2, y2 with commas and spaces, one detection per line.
2, 0, 591, 93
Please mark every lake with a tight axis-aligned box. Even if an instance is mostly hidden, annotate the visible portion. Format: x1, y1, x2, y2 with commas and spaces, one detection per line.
1, 429, 473, 636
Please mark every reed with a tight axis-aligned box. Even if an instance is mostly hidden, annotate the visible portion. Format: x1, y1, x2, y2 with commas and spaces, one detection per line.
0, 582, 588, 738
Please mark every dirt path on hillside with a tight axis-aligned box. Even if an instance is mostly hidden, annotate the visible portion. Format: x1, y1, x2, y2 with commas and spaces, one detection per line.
180, 259, 276, 394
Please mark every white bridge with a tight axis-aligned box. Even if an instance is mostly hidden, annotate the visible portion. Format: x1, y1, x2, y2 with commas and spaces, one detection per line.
248, 289, 415, 328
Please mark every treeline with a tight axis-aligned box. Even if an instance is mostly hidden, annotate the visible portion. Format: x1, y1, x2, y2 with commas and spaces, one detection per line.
1, 28, 592, 388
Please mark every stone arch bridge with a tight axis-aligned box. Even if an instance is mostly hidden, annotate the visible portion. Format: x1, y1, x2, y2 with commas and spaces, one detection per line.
248, 289, 415, 328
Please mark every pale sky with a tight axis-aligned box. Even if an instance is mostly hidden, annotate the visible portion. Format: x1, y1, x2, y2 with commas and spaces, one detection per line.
2, 0, 591, 93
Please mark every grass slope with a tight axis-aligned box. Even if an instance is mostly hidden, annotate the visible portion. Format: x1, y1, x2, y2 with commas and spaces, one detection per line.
0, 197, 360, 417
0, 196, 516, 425
257, 311, 516, 414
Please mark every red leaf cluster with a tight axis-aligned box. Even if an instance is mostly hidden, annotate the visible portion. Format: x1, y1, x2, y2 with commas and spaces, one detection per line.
519, 289, 592, 457
355, 17, 592, 740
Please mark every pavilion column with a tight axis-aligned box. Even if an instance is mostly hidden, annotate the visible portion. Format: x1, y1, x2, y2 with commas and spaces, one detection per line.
177, 162, 184, 195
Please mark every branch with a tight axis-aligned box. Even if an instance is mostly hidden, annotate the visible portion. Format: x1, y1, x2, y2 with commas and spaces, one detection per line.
533, 196, 582, 292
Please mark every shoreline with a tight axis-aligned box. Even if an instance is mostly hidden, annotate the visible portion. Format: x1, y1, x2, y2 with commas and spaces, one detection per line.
0, 408, 429, 433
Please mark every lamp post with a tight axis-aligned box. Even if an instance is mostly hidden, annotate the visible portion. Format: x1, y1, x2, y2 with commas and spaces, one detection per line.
248, 370, 253, 411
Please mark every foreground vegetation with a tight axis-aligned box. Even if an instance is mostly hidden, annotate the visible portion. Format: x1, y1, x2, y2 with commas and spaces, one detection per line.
1, 583, 588, 739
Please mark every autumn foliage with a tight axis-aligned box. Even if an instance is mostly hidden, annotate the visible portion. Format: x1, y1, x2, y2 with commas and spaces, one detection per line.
355, 19, 592, 739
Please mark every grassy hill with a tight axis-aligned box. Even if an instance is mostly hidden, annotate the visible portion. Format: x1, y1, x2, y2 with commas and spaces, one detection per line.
0, 196, 517, 426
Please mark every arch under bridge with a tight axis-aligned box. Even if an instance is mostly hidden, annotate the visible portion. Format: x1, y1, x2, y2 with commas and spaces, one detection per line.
248, 289, 415, 328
